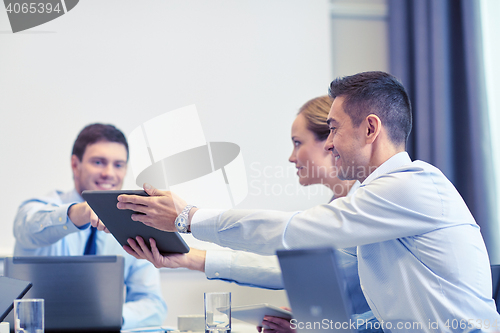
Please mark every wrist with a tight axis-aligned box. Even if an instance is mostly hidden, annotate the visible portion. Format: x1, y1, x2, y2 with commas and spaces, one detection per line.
187, 207, 199, 232
186, 248, 206, 272
67, 202, 88, 227
175, 205, 197, 233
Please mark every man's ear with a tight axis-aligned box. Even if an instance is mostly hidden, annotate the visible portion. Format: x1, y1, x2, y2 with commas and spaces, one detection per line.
71, 155, 80, 177
365, 114, 382, 144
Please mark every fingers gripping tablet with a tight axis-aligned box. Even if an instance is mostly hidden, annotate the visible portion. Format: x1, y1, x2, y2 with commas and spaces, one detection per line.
82, 190, 189, 254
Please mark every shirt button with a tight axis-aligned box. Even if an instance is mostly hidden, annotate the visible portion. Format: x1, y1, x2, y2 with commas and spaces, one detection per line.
59, 217, 62, 222
63, 226, 68, 230
215, 272, 220, 277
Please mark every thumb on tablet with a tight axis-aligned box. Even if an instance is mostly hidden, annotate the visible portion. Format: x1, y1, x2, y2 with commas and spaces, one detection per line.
90, 208, 109, 233
143, 183, 162, 196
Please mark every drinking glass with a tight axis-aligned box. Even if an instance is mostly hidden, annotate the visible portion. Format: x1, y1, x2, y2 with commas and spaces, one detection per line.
204, 292, 231, 333
14, 299, 44, 333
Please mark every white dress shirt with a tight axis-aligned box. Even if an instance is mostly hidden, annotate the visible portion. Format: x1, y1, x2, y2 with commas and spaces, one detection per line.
204, 182, 360, 289
191, 152, 499, 332
13, 189, 167, 330
204, 182, 373, 316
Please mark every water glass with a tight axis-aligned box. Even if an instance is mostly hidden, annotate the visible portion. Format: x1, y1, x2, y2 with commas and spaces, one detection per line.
13, 299, 44, 333
204, 292, 231, 333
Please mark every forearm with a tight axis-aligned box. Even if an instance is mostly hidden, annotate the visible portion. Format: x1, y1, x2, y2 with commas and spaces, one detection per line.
184, 248, 206, 272
205, 250, 284, 289
14, 202, 80, 249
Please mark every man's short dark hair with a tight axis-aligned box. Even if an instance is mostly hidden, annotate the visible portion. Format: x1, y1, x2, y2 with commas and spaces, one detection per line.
328, 71, 412, 147
72, 123, 129, 161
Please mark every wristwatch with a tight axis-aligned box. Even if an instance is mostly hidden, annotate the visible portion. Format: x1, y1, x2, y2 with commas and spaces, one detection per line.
175, 205, 196, 233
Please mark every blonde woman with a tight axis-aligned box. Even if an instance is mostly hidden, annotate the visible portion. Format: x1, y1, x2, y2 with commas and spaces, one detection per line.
125, 96, 380, 332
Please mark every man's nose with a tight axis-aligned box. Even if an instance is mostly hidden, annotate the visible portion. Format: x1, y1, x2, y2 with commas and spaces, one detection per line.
101, 164, 115, 177
324, 133, 334, 152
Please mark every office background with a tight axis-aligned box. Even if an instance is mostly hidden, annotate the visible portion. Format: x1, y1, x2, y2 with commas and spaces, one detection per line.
0, 0, 389, 255
1, 0, 498, 327
0, 0, 388, 325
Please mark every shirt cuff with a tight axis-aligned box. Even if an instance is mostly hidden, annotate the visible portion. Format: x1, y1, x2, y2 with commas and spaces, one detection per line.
205, 250, 233, 280
66, 203, 92, 230
191, 209, 226, 243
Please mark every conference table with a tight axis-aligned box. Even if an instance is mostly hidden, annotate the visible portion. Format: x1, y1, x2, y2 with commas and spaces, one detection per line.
120, 322, 258, 333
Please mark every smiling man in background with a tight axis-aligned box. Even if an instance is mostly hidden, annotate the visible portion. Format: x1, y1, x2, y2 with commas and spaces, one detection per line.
13, 123, 166, 330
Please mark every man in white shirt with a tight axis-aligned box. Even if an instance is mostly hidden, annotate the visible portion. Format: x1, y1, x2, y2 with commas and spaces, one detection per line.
110, 72, 499, 332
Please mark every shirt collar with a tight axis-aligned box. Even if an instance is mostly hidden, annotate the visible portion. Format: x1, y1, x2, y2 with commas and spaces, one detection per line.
361, 151, 412, 186
347, 180, 361, 196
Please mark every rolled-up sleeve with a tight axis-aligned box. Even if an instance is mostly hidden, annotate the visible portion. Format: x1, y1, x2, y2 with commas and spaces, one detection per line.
14, 196, 80, 249
205, 249, 284, 289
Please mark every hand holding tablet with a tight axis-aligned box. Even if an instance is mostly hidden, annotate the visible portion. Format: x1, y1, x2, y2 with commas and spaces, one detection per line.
82, 190, 189, 254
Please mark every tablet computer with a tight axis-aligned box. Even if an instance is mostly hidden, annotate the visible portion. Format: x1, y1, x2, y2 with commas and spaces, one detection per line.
231, 303, 293, 326
82, 190, 190, 254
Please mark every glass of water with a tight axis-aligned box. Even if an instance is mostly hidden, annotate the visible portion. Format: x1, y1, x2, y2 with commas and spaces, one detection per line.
14, 299, 44, 333
204, 292, 231, 333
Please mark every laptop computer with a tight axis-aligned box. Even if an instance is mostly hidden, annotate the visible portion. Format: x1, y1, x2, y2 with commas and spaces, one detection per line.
3, 256, 125, 332
491, 265, 500, 313
0, 276, 32, 322
277, 247, 357, 333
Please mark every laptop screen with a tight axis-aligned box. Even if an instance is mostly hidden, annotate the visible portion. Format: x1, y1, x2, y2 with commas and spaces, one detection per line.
3, 256, 124, 332
0, 276, 32, 322
277, 247, 357, 333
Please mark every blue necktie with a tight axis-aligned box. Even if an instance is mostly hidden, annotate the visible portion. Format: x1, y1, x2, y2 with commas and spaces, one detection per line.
84, 226, 97, 255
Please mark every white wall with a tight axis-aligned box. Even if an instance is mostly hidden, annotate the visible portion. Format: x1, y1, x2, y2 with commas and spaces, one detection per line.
330, 0, 389, 77
481, 0, 500, 232
0, 0, 389, 328
0, 0, 333, 255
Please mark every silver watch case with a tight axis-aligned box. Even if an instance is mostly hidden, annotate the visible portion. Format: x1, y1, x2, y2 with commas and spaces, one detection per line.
175, 205, 195, 233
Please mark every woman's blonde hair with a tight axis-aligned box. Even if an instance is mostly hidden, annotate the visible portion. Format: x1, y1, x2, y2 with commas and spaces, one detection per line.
297, 96, 332, 141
